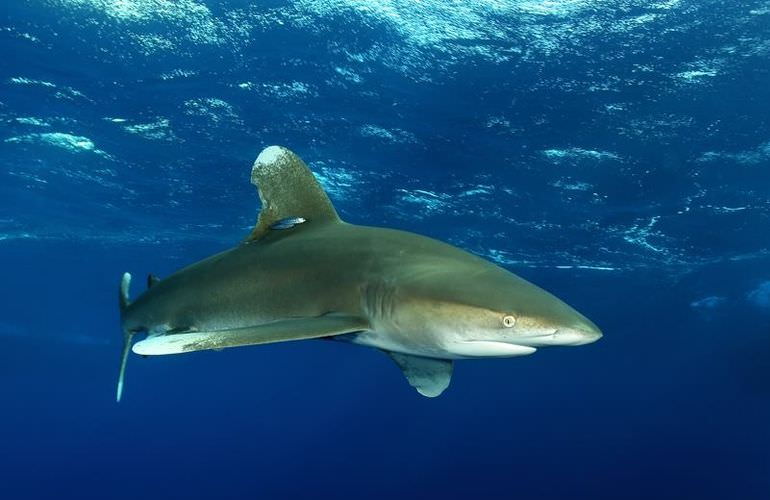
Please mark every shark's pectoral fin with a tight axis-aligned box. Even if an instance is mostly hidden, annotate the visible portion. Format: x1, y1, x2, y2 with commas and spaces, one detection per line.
383, 351, 453, 398
245, 146, 341, 243
132, 315, 368, 355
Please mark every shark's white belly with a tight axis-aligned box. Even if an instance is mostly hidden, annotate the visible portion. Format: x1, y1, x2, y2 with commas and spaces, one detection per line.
347, 328, 537, 360
347, 329, 453, 359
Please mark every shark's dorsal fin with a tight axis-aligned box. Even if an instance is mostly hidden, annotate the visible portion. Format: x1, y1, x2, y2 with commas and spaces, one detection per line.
384, 351, 453, 398
245, 146, 340, 242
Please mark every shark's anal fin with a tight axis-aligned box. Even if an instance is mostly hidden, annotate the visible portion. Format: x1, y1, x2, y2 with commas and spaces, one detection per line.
384, 351, 453, 398
245, 146, 341, 243
132, 315, 369, 355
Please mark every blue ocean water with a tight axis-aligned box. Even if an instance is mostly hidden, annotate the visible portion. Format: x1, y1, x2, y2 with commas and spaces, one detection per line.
2, 1, 769, 498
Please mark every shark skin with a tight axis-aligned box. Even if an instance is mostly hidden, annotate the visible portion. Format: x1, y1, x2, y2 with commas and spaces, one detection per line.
116, 146, 602, 401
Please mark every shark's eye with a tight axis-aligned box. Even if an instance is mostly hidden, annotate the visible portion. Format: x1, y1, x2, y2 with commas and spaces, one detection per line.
502, 315, 516, 328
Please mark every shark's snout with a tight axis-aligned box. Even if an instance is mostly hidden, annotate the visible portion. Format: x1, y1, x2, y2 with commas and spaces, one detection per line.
511, 316, 602, 348
554, 324, 602, 346
551, 311, 603, 346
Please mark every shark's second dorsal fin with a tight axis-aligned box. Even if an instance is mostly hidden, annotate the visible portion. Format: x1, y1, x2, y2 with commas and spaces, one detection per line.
245, 146, 340, 242
147, 274, 160, 289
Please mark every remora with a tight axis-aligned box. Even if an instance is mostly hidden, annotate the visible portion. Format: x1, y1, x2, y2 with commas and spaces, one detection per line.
116, 146, 602, 401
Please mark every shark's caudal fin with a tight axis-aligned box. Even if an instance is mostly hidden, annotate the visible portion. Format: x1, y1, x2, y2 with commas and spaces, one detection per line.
117, 272, 133, 402
245, 146, 341, 242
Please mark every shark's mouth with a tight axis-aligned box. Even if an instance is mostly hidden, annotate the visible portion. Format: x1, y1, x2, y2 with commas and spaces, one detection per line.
512, 328, 601, 347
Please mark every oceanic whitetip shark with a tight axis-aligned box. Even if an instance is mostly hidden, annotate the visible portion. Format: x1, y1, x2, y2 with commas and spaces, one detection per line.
116, 146, 602, 401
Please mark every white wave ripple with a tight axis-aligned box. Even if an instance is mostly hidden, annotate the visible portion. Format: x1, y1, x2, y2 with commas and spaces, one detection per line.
4, 132, 108, 156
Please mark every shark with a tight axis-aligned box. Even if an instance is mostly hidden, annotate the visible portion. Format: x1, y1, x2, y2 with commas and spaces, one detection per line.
116, 146, 602, 401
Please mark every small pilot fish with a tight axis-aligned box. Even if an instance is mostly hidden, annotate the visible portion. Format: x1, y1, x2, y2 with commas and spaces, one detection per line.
269, 216, 307, 230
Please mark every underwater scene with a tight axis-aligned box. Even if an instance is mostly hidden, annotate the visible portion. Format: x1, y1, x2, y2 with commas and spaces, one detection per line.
1, 1, 769, 499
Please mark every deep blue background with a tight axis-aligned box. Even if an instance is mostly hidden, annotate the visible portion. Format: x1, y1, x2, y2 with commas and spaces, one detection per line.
2, 1, 769, 499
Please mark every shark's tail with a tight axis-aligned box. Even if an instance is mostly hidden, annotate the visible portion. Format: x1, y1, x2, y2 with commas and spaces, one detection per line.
117, 272, 133, 403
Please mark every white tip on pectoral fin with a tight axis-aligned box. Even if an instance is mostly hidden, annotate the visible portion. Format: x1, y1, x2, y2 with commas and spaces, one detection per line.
384, 351, 453, 398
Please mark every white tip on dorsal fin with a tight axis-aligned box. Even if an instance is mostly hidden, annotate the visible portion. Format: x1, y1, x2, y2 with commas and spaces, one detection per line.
245, 146, 340, 242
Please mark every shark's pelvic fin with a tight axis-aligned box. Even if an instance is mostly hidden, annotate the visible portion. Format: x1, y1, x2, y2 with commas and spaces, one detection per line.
117, 272, 133, 402
246, 146, 341, 242
132, 315, 369, 355
384, 351, 453, 398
